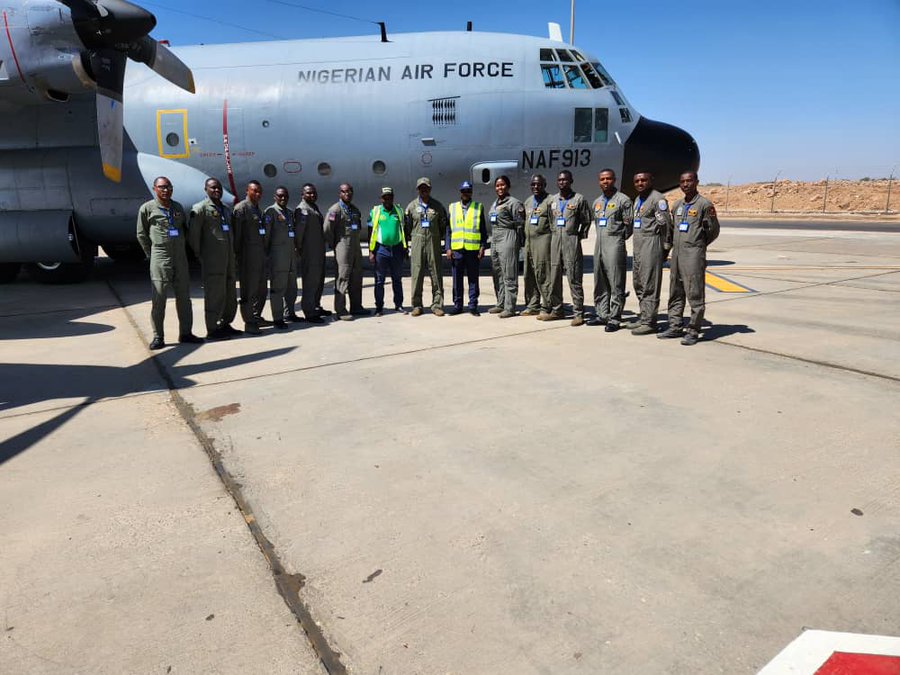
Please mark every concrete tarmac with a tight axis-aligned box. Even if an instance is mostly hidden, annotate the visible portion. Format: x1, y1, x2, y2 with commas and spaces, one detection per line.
1, 220, 898, 674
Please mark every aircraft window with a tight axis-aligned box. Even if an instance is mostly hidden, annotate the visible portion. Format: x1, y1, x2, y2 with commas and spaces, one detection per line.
263, 163, 277, 178
564, 65, 589, 90
610, 90, 624, 106
594, 108, 609, 143
571, 50, 586, 62
619, 107, 632, 124
165, 132, 180, 147
580, 63, 604, 89
591, 62, 614, 86
317, 162, 331, 176
540, 48, 556, 62
555, 49, 575, 63
574, 108, 592, 143
372, 160, 386, 175
541, 64, 566, 89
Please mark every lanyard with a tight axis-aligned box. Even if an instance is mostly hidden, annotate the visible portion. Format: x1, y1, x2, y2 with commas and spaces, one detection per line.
557, 198, 568, 217
214, 204, 226, 224
159, 206, 174, 227
681, 199, 693, 223
635, 197, 644, 216
251, 204, 262, 221
418, 197, 429, 213
340, 201, 353, 219
602, 197, 610, 213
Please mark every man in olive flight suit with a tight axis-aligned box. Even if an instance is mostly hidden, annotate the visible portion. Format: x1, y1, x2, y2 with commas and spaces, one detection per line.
325, 183, 368, 321
405, 177, 448, 317
626, 171, 672, 335
136, 176, 201, 350
658, 171, 721, 346
233, 180, 269, 335
521, 174, 554, 317
588, 169, 633, 332
188, 177, 239, 341
294, 183, 328, 323
488, 175, 526, 318
264, 185, 296, 329
547, 170, 593, 326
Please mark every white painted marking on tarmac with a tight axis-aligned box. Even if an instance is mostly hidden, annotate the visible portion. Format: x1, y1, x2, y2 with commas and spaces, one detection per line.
758, 629, 900, 674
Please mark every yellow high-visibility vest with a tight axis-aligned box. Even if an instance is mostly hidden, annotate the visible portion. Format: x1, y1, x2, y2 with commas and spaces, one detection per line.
369, 205, 407, 249
449, 201, 482, 251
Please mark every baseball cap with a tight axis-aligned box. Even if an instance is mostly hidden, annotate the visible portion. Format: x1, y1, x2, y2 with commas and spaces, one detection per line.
416, 177, 431, 188
459, 181, 473, 191
381, 187, 393, 195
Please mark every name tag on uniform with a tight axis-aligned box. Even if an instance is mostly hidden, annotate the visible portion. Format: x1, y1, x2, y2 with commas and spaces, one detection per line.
167, 228, 179, 237
288, 230, 295, 238
530, 215, 539, 225
489, 212, 498, 223
633, 219, 642, 229
351, 223, 359, 231
258, 228, 266, 235
679, 222, 689, 232
597, 218, 607, 228
556, 217, 566, 227
421, 219, 430, 228
221, 224, 230, 232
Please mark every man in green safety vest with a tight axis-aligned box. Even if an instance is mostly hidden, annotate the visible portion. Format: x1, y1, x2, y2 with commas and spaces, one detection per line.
445, 181, 487, 316
368, 187, 408, 317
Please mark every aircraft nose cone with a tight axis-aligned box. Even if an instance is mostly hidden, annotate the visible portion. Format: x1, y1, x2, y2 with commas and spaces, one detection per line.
622, 118, 700, 196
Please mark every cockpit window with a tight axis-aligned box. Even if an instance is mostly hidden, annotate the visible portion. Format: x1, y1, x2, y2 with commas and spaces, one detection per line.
591, 62, 614, 86
555, 49, 575, 63
574, 107, 609, 143
540, 48, 556, 62
571, 49, 586, 62
541, 64, 566, 89
619, 107, 632, 123
580, 63, 604, 89
564, 65, 590, 90
610, 90, 624, 106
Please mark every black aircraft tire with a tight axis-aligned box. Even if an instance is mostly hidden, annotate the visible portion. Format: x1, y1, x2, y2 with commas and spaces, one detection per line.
102, 243, 146, 262
26, 256, 95, 284
0, 262, 21, 283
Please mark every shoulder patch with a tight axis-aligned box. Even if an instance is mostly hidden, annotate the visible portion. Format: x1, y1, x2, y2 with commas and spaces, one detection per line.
658, 199, 668, 211
708, 205, 717, 218
328, 212, 337, 222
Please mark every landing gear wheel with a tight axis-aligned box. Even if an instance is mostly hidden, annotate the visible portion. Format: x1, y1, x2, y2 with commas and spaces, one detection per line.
26, 248, 95, 284
0, 262, 21, 283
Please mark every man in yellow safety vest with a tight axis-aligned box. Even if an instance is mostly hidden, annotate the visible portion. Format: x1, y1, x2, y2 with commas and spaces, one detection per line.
445, 181, 488, 316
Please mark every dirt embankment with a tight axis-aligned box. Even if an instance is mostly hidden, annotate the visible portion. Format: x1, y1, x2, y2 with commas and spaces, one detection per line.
664, 179, 898, 218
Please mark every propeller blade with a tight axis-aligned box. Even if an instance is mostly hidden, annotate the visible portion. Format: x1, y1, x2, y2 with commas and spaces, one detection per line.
91, 49, 126, 183
63, 0, 156, 47
127, 36, 195, 93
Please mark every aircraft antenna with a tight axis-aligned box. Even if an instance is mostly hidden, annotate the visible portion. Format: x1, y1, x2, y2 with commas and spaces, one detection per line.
379, 22, 388, 42
466, 21, 473, 32
569, 0, 575, 43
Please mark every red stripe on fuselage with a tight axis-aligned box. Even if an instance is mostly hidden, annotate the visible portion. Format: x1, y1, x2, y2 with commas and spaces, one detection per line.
2, 10, 26, 83
222, 99, 238, 203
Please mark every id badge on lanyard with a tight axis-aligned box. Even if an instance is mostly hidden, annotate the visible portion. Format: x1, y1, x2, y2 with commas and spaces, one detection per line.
679, 203, 690, 232
162, 207, 178, 237
633, 198, 643, 229
556, 198, 567, 227
420, 206, 430, 228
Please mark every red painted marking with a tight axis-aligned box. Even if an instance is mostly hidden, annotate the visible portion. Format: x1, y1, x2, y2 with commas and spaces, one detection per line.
816, 652, 900, 675
222, 99, 238, 203
2, 10, 26, 83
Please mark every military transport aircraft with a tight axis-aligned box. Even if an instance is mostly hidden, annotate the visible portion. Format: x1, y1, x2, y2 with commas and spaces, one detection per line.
0, 0, 699, 283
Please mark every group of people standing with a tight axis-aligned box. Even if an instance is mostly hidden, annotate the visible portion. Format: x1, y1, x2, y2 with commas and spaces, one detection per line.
135, 168, 719, 350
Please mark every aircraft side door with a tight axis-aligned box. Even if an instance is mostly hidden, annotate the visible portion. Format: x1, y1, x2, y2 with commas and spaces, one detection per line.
156, 109, 190, 159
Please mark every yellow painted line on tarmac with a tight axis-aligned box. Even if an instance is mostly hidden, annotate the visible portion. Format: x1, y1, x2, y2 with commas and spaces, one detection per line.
705, 271, 754, 293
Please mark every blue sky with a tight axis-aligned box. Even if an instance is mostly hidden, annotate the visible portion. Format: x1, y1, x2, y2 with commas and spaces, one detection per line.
142, 0, 899, 184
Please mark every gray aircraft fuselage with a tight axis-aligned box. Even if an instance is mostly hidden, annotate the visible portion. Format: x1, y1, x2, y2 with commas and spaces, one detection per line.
0, 1, 698, 279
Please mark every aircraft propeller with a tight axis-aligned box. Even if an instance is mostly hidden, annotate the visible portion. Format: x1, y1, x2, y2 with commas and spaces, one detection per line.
60, 0, 195, 182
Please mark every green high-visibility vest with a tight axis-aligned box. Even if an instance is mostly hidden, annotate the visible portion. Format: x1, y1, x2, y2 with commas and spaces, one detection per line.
369, 205, 407, 249
449, 201, 482, 251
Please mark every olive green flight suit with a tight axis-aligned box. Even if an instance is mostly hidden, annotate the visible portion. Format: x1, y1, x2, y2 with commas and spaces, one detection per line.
264, 203, 297, 321
188, 197, 236, 335
591, 190, 633, 324
324, 200, 364, 316
549, 192, 593, 317
632, 189, 672, 327
295, 200, 326, 318
405, 196, 448, 311
489, 196, 526, 312
523, 193, 554, 313
137, 198, 193, 340
233, 199, 269, 328
668, 194, 721, 336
